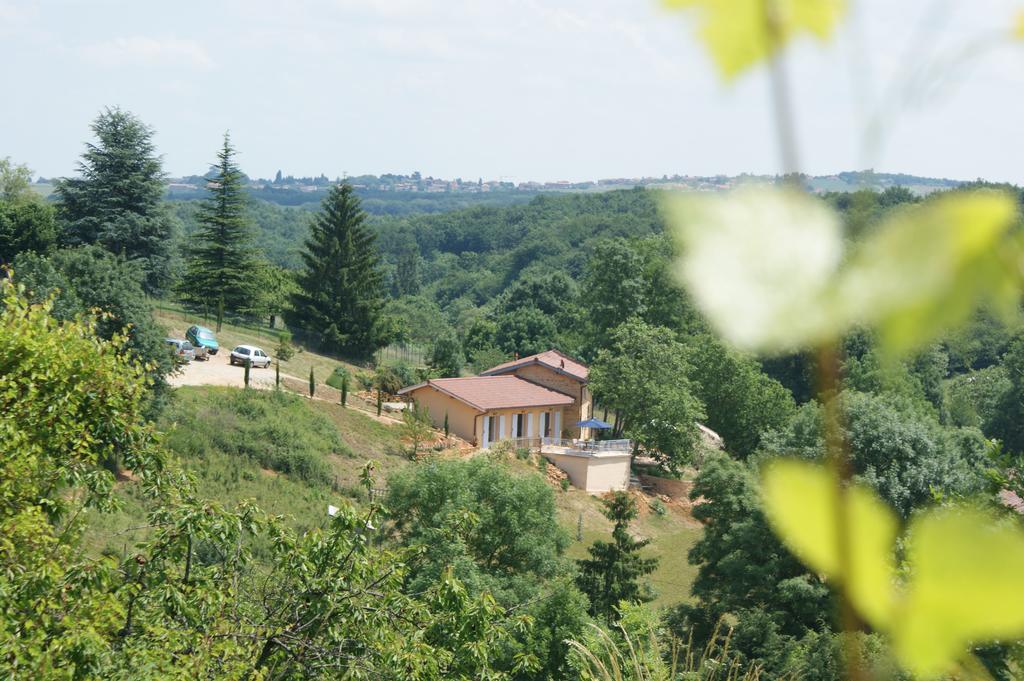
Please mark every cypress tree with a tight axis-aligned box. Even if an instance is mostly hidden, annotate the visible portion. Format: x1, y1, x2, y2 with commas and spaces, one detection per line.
576, 492, 658, 621
309, 366, 315, 398
181, 132, 258, 331
275, 359, 280, 389
244, 358, 251, 388
287, 183, 389, 359
340, 373, 348, 407
376, 386, 383, 417
55, 108, 176, 295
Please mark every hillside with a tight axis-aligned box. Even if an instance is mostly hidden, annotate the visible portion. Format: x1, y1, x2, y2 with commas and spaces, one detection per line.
84, 381, 702, 609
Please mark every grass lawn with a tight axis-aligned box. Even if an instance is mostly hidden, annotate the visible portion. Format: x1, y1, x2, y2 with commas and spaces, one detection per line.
556, 487, 702, 609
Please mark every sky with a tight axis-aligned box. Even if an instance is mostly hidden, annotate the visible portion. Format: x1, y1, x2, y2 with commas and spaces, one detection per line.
1, 0, 1022, 183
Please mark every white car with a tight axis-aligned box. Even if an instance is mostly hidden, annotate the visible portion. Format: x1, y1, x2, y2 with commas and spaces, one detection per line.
229, 344, 272, 368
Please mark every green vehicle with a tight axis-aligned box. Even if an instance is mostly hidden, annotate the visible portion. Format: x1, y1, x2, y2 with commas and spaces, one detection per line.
186, 325, 220, 355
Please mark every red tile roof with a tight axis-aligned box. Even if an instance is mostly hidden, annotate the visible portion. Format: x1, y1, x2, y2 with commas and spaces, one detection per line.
480, 349, 589, 382
398, 375, 576, 412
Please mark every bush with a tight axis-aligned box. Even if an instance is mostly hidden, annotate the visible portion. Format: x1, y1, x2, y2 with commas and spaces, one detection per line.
325, 366, 350, 390
650, 498, 667, 516
375, 360, 417, 395
560, 478, 571, 492
355, 371, 376, 391
162, 387, 346, 485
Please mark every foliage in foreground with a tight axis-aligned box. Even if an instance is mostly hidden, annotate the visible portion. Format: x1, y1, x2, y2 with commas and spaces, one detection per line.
0, 280, 534, 680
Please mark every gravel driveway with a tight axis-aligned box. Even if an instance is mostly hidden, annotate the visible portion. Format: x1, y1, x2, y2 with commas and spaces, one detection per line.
167, 353, 280, 389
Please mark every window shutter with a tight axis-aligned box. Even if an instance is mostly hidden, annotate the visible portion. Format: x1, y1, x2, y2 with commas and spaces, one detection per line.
498, 415, 506, 442
554, 411, 562, 439
527, 413, 534, 437
511, 414, 519, 439
482, 415, 490, 448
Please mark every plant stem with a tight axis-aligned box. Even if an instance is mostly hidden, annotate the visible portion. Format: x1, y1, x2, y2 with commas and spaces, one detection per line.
817, 345, 864, 681
763, 0, 801, 178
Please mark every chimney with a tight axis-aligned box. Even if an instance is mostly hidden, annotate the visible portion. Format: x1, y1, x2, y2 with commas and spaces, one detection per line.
560, 359, 565, 368
514, 352, 519, 360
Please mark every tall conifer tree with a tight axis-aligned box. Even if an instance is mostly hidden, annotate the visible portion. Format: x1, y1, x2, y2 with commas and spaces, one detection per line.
55, 108, 176, 295
576, 492, 658, 620
287, 183, 390, 359
182, 133, 257, 331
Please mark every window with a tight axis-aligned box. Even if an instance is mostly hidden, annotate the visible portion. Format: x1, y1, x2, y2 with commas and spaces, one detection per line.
236, 347, 250, 355
514, 413, 525, 438
487, 415, 497, 441
543, 412, 552, 438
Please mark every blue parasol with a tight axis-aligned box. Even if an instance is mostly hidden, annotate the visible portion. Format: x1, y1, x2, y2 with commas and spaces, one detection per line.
576, 417, 613, 429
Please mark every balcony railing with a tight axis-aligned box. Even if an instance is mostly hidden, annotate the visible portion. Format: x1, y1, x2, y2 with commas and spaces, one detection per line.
500, 436, 633, 455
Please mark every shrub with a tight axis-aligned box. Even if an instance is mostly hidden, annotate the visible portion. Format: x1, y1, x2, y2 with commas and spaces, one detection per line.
650, 498, 667, 516
325, 366, 350, 390
355, 371, 375, 391
560, 478, 571, 492
375, 360, 416, 395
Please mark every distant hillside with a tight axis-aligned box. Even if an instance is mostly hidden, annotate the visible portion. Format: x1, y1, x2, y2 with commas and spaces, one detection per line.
158, 168, 967, 212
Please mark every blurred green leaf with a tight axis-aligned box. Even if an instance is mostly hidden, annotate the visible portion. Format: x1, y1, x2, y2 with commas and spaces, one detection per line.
661, 0, 846, 80
1015, 10, 1024, 38
894, 508, 1024, 677
837, 191, 1020, 357
665, 186, 844, 352
667, 187, 1020, 357
761, 459, 897, 628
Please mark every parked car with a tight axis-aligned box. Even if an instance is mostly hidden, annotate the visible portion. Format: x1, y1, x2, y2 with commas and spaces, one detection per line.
229, 344, 272, 368
186, 325, 220, 355
165, 338, 196, 364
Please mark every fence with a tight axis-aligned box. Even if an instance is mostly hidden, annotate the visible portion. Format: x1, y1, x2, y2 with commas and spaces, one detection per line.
541, 437, 633, 453
501, 436, 633, 455
375, 342, 427, 367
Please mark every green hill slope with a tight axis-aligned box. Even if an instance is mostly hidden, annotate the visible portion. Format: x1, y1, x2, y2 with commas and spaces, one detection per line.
85, 384, 701, 609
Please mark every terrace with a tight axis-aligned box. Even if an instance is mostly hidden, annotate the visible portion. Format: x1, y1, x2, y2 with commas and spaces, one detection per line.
509, 437, 633, 492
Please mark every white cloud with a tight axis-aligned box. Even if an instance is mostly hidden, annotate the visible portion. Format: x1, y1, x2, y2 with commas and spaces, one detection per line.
81, 36, 214, 69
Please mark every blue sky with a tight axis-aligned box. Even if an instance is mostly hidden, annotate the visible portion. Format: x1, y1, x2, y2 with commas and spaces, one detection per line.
2, 0, 1022, 183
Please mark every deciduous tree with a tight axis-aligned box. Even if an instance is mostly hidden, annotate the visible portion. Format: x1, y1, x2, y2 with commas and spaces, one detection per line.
589, 319, 705, 470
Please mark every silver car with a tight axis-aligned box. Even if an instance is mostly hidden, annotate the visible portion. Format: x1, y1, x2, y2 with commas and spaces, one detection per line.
165, 338, 196, 364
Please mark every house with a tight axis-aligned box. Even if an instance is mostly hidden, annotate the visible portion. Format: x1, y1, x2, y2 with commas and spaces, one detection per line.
397, 350, 630, 492
479, 349, 593, 439
399, 349, 593, 446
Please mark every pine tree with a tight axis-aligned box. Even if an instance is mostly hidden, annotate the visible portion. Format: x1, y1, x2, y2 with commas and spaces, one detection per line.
55, 108, 176, 295
287, 183, 390, 359
181, 133, 258, 331
576, 492, 658, 621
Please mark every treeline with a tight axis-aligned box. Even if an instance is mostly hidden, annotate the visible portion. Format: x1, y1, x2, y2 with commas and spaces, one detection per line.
3, 108, 396, 365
